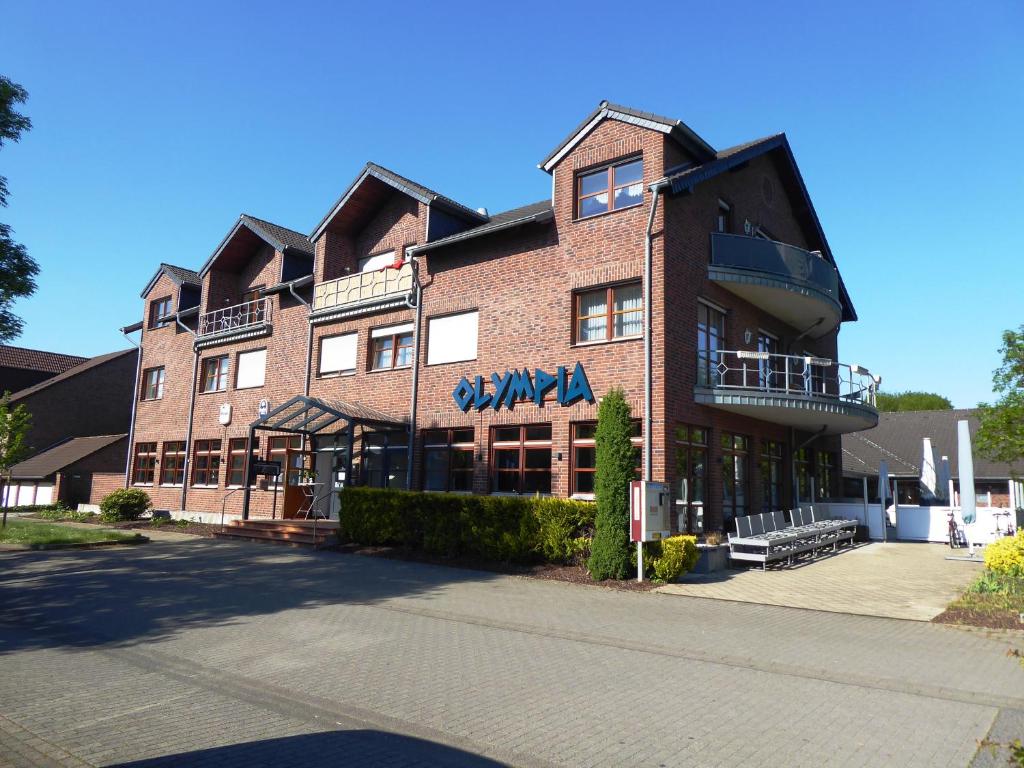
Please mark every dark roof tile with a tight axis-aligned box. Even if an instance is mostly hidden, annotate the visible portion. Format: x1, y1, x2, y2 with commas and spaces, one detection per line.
10, 434, 126, 479
0, 346, 87, 375
9, 348, 136, 402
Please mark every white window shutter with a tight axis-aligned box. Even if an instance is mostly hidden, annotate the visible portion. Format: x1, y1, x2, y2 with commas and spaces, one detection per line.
320, 333, 358, 374
358, 251, 395, 272
236, 349, 267, 389
427, 311, 479, 365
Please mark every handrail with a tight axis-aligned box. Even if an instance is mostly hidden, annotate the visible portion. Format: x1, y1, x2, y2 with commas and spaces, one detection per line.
313, 263, 414, 313
199, 297, 272, 338
696, 349, 878, 407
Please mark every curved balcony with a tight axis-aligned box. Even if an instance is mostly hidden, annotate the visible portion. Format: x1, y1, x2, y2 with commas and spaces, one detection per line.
709, 233, 841, 337
694, 349, 879, 435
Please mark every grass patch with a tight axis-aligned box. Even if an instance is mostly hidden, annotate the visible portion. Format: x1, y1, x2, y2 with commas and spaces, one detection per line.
936, 571, 1024, 630
0, 519, 140, 549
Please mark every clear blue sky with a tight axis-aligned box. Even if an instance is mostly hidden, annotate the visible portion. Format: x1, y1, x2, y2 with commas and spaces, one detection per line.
2, 1, 1021, 407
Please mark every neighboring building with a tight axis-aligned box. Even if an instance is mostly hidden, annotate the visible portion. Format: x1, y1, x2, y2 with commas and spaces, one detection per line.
126, 101, 880, 533
0, 349, 138, 507
0, 344, 86, 394
842, 409, 1024, 509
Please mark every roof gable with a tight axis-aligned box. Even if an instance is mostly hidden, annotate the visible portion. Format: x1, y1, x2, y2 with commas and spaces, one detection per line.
199, 215, 313, 278
540, 101, 716, 172
311, 162, 486, 242
140, 263, 201, 299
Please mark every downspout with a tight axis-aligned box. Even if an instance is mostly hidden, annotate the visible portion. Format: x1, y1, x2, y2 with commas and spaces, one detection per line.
120, 326, 142, 487
287, 280, 313, 398
405, 252, 422, 490
785, 317, 825, 354
177, 313, 199, 512
643, 180, 668, 482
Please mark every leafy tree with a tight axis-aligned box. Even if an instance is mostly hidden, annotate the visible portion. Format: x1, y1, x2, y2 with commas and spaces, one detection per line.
977, 325, 1024, 473
587, 388, 634, 580
0, 391, 33, 527
0, 75, 39, 343
875, 390, 953, 412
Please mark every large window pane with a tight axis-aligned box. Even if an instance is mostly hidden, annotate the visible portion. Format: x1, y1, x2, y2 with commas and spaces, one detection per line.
613, 183, 643, 209
424, 449, 449, 491
579, 169, 608, 197
579, 193, 608, 218
613, 159, 643, 185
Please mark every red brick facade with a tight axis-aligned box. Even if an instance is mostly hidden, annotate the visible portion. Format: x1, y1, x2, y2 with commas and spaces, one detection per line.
127, 105, 869, 532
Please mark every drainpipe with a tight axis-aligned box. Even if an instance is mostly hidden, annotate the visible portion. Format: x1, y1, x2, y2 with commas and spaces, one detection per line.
405, 253, 422, 490
286, 281, 313, 398
120, 326, 142, 487
177, 313, 199, 512
643, 180, 668, 482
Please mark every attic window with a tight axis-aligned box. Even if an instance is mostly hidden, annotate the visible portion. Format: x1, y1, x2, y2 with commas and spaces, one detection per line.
576, 158, 643, 219
149, 296, 172, 329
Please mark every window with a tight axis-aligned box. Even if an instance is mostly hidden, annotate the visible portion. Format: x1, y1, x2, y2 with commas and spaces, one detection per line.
149, 296, 172, 329
201, 355, 229, 392
422, 428, 475, 492
191, 439, 222, 487
268, 435, 302, 486
716, 200, 732, 233
794, 447, 811, 503
141, 367, 165, 400
571, 421, 642, 495
358, 250, 395, 272
160, 441, 186, 486
674, 426, 708, 534
721, 433, 749, 531
757, 332, 778, 390
235, 349, 266, 389
319, 333, 358, 376
491, 424, 552, 494
697, 302, 726, 387
760, 440, 785, 513
575, 283, 643, 343
371, 323, 414, 370
362, 431, 408, 489
427, 311, 478, 365
132, 442, 157, 485
577, 158, 643, 219
241, 286, 263, 305
227, 437, 260, 487
816, 451, 835, 500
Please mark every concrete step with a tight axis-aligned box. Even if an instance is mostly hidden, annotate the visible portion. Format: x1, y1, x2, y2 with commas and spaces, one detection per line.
214, 526, 336, 548
227, 520, 338, 537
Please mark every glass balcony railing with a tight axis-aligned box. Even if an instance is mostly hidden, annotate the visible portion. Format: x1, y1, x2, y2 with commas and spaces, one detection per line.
710, 233, 839, 300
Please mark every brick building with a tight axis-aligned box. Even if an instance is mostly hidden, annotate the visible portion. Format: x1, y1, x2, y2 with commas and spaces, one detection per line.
125, 102, 880, 534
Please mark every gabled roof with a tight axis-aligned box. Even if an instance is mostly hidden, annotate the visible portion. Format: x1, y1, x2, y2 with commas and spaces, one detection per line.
9, 434, 126, 480
411, 200, 553, 255
539, 100, 717, 172
9, 349, 136, 403
663, 133, 858, 322
140, 263, 201, 299
841, 409, 1024, 480
0, 345, 87, 375
199, 215, 313, 278
311, 162, 487, 241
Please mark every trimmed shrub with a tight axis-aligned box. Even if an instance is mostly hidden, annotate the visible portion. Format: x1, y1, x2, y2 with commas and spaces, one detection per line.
338, 487, 593, 564
99, 488, 151, 522
648, 535, 699, 582
535, 497, 596, 563
588, 388, 635, 580
1, 503, 68, 517
983, 530, 1024, 577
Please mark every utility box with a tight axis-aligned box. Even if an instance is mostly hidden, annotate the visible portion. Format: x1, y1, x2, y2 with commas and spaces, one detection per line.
630, 481, 672, 542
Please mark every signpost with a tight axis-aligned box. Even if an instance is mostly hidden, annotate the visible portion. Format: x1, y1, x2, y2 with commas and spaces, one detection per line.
629, 481, 671, 582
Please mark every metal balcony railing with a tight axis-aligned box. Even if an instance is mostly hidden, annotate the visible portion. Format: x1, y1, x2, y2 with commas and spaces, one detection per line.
696, 349, 878, 407
313, 263, 414, 314
198, 298, 271, 338
710, 233, 840, 300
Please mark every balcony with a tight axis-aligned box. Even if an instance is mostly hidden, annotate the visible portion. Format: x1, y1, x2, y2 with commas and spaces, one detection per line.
709, 233, 842, 337
694, 349, 879, 434
311, 263, 415, 321
197, 298, 272, 345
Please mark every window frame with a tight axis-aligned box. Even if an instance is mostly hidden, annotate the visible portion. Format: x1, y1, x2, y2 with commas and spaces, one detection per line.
574, 282, 643, 345
201, 355, 230, 393
267, 435, 303, 488
141, 366, 165, 401
421, 428, 475, 492
318, 332, 358, 378
191, 439, 222, 487
570, 420, 642, 497
227, 437, 260, 488
132, 442, 157, 486
426, 310, 479, 366
674, 425, 709, 534
575, 157, 644, 220
721, 432, 750, 530
697, 300, 727, 388
489, 424, 553, 495
234, 348, 267, 390
760, 439, 785, 513
149, 296, 173, 329
716, 199, 732, 234
159, 441, 187, 486
370, 330, 414, 371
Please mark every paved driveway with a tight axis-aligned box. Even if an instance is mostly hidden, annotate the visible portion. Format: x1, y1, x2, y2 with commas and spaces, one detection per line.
658, 542, 984, 621
0, 539, 1021, 767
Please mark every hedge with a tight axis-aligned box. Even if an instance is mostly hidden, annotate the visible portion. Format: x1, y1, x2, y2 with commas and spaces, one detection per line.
0, 503, 67, 516
339, 487, 594, 564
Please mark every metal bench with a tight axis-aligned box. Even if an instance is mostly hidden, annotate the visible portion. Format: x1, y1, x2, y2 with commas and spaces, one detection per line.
728, 507, 857, 570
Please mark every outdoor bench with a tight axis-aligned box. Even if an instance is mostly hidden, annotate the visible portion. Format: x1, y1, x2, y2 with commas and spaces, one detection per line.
727, 507, 857, 570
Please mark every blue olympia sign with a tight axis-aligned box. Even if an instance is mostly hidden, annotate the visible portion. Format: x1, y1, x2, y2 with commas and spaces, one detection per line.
452, 362, 595, 412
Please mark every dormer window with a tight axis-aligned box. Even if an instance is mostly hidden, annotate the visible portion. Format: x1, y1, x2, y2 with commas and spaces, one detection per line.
149, 296, 172, 329
576, 158, 643, 219
716, 200, 732, 233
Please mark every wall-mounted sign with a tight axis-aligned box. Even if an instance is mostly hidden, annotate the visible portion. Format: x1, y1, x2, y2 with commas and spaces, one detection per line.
250, 460, 281, 477
258, 398, 270, 418
452, 362, 594, 412
219, 403, 232, 425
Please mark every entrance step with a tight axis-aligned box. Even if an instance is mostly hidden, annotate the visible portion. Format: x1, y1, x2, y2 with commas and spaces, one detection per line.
213, 518, 339, 549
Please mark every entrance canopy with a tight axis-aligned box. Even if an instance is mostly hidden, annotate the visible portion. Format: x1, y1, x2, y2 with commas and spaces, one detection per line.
250, 395, 407, 435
